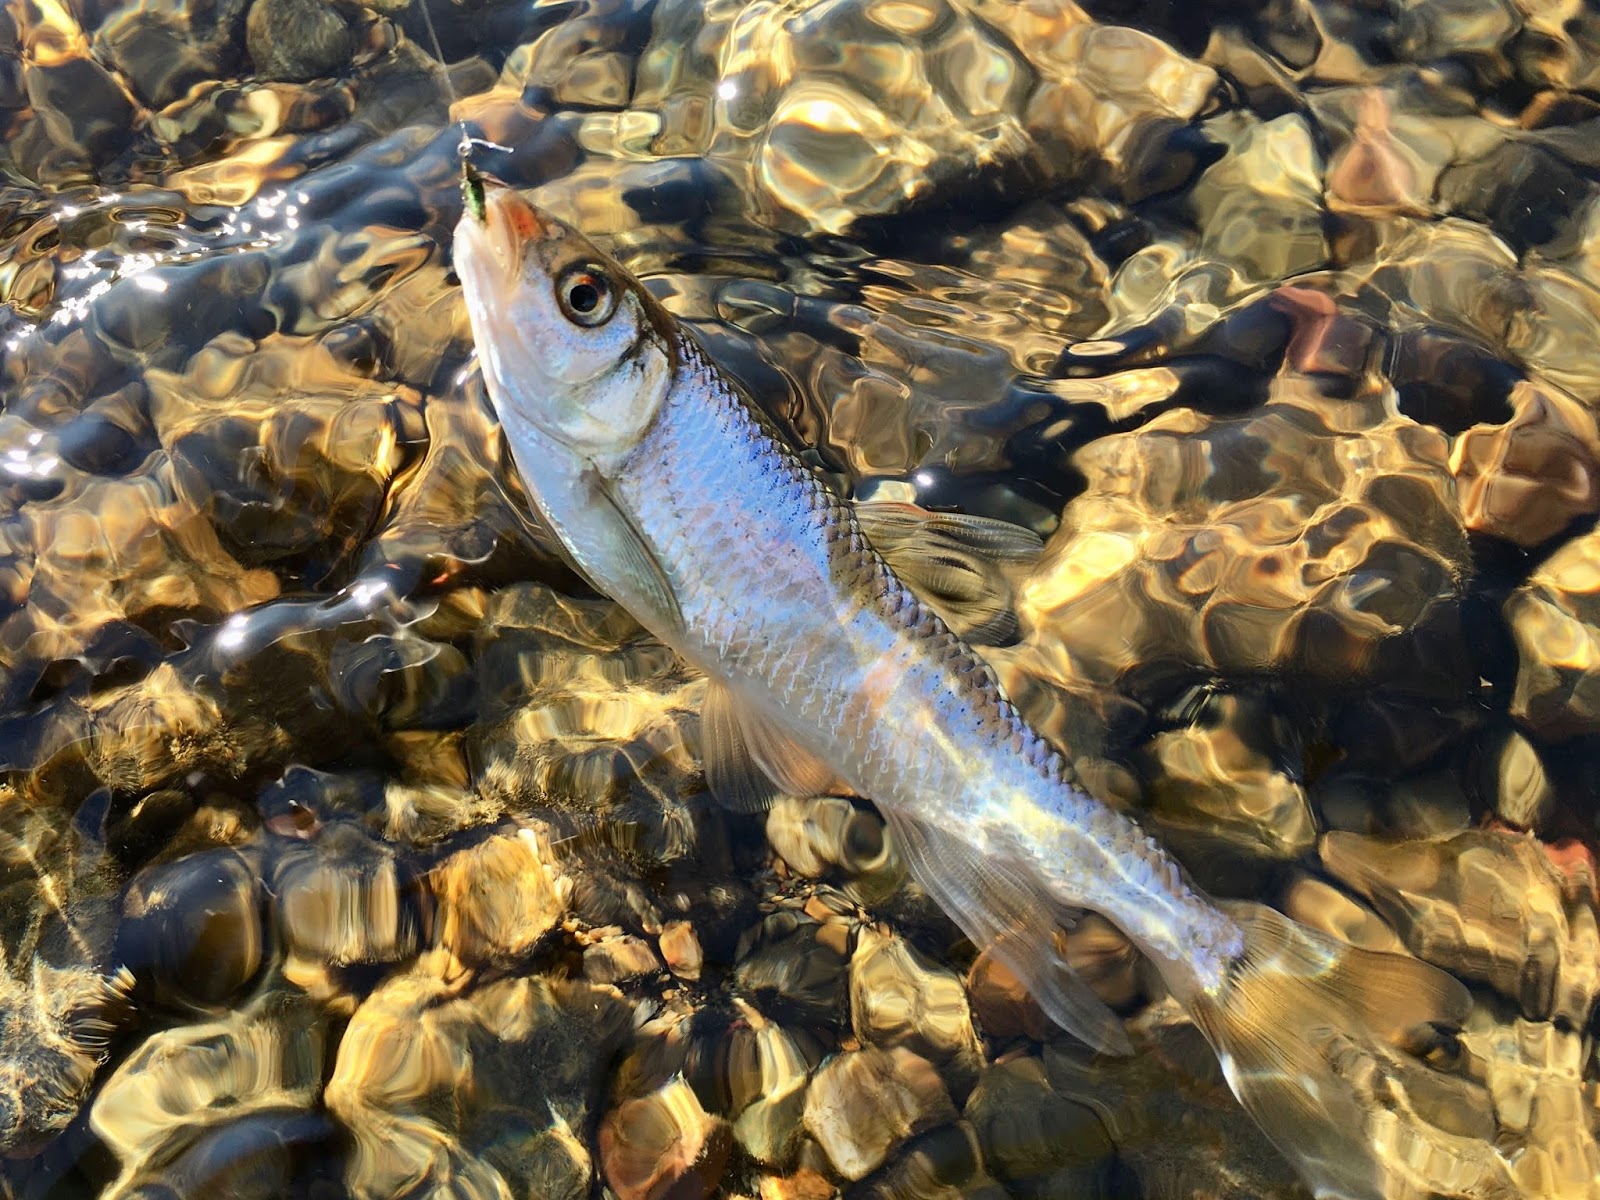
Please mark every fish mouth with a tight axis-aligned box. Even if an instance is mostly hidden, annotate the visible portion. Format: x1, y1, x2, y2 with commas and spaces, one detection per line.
455, 179, 551, 286
453, 182, 540, 399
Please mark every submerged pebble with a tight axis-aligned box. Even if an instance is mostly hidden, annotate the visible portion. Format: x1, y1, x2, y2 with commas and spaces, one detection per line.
118, 847, 264, 1010
850, 924, 980, 1087
802, 1045, 958, 1182
272, 821, 421, 974
326, 967, 631, 1200
1137, 689, 1316, 862
91, 988, 327, 1185
428, 825, 568, 970
599, 1075, 730, 1200
725, 1006, 815, 1166
245, 0, 356, 84
964, 1055, 1115, 1195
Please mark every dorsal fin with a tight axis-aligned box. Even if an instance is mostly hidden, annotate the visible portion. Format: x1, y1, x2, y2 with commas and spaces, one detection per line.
851, 501, 1042, 645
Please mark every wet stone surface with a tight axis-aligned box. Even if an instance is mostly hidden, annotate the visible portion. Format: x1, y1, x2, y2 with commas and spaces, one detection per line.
2, 0, 1600, 1197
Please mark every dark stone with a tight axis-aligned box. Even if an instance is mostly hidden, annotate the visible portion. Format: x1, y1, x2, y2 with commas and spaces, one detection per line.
246, 0, 357, 83
118, 849, 265, 1009
1437, 141, 1591, 255
56, 410, 145, 475
1392, 327, 1519, 435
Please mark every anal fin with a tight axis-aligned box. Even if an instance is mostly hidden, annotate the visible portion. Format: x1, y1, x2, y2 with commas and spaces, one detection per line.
882, 809, 1134, 1055
702, 680, 779, 813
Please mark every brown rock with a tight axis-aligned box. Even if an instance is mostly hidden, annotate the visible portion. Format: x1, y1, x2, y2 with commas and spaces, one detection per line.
1279, 872, 1406, 955
850, 925, 979, 1073
328, 966, 629, 1200
759, 1168, 835, 1200
1008, 371, 1468, 696
430, 826, 568, 970
854, 1123, 1007, 1200
1506, 526, 1600, 739
1452, 379, 1600, 547
90, 988, 325, 1170
765, 797, 903, 903
1190, 113, 1326, 283
1481, 727, 1557, 832
964, 1055, 1113, 1186
273, 822, 419, 970
1139, 691, 1317, 862
727, 1010, 814, 1166
583, 934, 664, 986
801, 1047, 957, 1181
599, 1075, 730, 1200
1460, 1011, 1599, 1196
659, 920, 704, 982
967, 948, 1049, 1043
1326, 89, 1431, 217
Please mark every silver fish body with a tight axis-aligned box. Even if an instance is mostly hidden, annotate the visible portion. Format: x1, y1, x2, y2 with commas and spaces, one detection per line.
454, 178, 1485, 1200
610, 331, 1245, 997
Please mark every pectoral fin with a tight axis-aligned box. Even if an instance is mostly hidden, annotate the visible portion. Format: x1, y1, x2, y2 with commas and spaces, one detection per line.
701, 680, 853, 812
882, 808, 1134, 1055
549, 465, 683, 637
851, 501, 1042, 645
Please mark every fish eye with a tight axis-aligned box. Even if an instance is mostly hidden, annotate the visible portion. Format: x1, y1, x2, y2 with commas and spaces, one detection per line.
556, 264, 619, 327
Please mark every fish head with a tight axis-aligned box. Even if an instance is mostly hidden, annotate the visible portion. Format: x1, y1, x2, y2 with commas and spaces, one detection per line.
453, 179, 672, 461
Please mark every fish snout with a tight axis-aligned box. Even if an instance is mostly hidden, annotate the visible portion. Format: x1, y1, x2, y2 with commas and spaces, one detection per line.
460, 185, 553, 283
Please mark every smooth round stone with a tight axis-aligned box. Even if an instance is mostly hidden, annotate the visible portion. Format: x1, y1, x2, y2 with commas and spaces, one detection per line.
966, 1055, 1114, 1188
1482, 727, 1556, 832
582, 934, 664, 985
727, 1015, 814, 1166
850, 925, 979, 1079
91, 991, 328, 1169
119, 848, 264, 1009
733, 911, 851, 1029
271, 823, 420, 968
329, 972, 630, 1198
659, 920, 704, 981
56, 410, 145, 475
429, 827, 568, 968
854, 1122, 1009, 1200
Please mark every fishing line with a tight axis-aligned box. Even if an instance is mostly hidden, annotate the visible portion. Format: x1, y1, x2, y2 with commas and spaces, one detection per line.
411, 0, 508, 184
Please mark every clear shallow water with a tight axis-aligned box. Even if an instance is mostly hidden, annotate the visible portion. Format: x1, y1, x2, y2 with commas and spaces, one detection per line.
3, 0, 1600, 1197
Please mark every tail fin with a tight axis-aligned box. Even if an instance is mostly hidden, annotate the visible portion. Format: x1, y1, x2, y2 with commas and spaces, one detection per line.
1183, 902, 1511, 1200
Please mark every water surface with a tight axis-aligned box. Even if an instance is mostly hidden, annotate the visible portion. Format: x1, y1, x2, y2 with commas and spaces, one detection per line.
2, 0, 1600, 1197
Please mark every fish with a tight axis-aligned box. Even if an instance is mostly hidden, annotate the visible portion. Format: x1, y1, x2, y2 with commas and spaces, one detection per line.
452, 171, 1481, 1200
